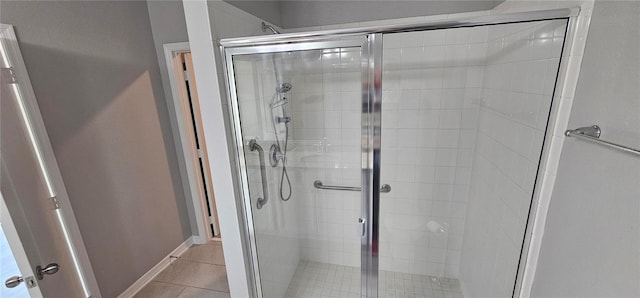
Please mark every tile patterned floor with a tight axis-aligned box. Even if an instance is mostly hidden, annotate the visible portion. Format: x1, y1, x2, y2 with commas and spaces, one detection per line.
284, 261, 464, 298
136, 245, 462, 298
135, 241, 230, 298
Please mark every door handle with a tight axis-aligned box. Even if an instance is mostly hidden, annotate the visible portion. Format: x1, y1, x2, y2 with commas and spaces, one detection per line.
36, 263, 59, 280
358, 218, 366, 237
5, 275, 35, 288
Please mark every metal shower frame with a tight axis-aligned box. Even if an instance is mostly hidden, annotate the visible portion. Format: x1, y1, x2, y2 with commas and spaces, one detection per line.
219, 7, 579, 298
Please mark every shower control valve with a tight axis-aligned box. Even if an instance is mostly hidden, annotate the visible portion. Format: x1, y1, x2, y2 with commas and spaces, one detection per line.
269, 143, 285, 167
276, 116, 291, 124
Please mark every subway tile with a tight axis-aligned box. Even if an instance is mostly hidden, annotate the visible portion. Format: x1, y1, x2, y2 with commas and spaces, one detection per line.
398, 90, 421, 110
419, 110, 441, 129
438, 110, 462, 129
416, 148, 438, 165
401, 47, 424, 65
398, 110, 420, 128
401, 31, 425, 48
423, 45, 446, 68
444, 44, 469, 67
423, 30, 447, 46
422, 68, 445, 89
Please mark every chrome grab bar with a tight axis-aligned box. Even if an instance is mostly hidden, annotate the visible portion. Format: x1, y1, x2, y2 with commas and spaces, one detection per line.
249, 139, 269, 209
565, 125, 640, 157
313, 180, 391, 193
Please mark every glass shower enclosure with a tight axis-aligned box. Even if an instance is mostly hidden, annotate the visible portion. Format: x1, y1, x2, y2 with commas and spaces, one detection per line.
221, 8, 574, 298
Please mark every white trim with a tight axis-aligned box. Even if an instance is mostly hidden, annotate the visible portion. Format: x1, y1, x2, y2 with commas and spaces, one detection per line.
182, 1, 252, 297
0, 23, 101, 297
117, 236, 194, 298
516, 2, 594, 297
163, 42, 211, 245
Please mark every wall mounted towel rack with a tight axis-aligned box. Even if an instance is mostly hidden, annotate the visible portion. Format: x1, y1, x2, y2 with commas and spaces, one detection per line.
565, 125, 640, 157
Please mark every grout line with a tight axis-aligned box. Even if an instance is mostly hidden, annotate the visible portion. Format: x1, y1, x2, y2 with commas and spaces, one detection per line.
175, 283, 188, 297
152, 280, 230, 294
182, 285, 230, 294
150, 281, 231, 295
176, 258, 226, 267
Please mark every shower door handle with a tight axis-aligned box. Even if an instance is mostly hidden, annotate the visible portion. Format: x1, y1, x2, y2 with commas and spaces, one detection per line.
249, 139, 269, 209
358, 218, 366, 237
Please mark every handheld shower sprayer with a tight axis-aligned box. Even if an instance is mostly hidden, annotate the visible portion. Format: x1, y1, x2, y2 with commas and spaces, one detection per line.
270, 83, 292, 109
276, 82, 292, 93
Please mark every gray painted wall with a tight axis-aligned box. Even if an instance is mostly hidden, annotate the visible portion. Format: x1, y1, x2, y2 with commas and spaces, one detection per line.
223, 0, 503, 29
223, 0, 283, 27
279, 0, 502, 28
531, 1, 640, 297
0, 1, 192, 297
146, 0, 199, 234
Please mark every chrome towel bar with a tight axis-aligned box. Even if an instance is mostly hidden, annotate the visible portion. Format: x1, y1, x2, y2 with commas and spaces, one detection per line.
314, 180, 391, 193
565, 125, 640, 157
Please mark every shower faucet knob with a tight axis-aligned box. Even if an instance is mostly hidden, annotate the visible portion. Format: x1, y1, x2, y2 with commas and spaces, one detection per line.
276, 116, 291, 123
269, 144, 285, 167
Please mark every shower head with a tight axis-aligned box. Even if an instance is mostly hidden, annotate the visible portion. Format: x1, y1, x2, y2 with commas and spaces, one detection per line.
269, 83, 291, 109
262, 22, 281, 34
276, 82, 292, 93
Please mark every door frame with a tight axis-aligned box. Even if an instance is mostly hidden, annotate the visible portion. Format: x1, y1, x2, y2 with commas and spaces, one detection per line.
163, 42, 220, 244
0, 24, 101, 297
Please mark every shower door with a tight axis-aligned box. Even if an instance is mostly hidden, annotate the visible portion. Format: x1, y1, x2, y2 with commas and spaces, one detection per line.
223, 35, 381, 298
223, 14, 570, 298
377, 20, 568, 298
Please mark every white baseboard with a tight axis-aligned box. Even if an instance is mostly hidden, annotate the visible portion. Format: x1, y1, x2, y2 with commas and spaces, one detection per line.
191, 235, 207, 245
118, 236, 194, 298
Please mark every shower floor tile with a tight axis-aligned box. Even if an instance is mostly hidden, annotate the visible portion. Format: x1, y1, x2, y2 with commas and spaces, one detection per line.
284, 261, 463, 298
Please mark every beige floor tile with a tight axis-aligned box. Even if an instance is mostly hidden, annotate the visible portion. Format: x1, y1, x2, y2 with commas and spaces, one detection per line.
155, 260, 229, 292
178, 287, 230, 298
182, 242, 225, 265
134, 281, 185, 298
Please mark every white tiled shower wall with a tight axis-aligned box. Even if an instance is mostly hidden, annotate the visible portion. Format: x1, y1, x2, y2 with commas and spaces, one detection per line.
378, 27, 487, 278
286, 48, 364, 268
459, 20, 567, 297
268, 32, 486, 277
275, 20, 566, 283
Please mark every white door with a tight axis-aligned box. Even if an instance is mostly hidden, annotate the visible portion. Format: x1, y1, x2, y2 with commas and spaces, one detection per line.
0, 24, 100, 297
